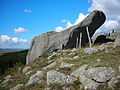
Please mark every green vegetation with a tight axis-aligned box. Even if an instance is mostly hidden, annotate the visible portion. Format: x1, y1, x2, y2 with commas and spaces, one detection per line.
0, 49, 28, 75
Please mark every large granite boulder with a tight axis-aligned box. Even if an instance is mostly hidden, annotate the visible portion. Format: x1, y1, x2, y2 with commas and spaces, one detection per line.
47, 70, 77, 86
26, 10, 106, 64
92, 34, 114, 44
71, 65, 120, 89
111, 29, 120, 39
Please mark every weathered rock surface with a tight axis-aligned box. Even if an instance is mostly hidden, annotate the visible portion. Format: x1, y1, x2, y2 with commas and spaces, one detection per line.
10, 84, 23, 90
84, 48, 99, 54
22, 66, 31, 74
43, 62, 57, 70
60, 63, 74, 69
92, 34, 114, 44
47, 70, 77, 86
26, 71, 46, 86
26, 10, 106, 64
71, 65, 120, 89
98, 43, 109, 51
1, 75, 14, 86
111, 29, 120, 39
114, 36, 120, 47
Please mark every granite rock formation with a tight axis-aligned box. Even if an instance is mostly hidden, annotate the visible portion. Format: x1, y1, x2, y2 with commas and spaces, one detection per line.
26, 10, 106, 64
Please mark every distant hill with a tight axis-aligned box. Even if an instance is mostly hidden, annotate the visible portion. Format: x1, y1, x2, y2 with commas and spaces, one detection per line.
0, 49, 28, 75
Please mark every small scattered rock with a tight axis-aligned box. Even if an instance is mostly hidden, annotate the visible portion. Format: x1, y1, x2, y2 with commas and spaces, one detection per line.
84, 48, 99, 55
114, 36, 120, 47
71, 48, 77, 52
118, 66, 120, 72
23, 66, 31, 73
96, 58, 102, 62
44, 87, 51, 90
71, 64, 88, 77
99, 43, 109, 51
73, 56, 79, 59
1, 75, 14, 86
18, 67, 22, 72
10, 84, 23, 90
60, 63, 74, 69
25, 70, 33, 76
105, 49, 114, 53
47, 70, 77, 86
48, 52, 57, 60
26, 71, 46, 86
43, 62, 57, 70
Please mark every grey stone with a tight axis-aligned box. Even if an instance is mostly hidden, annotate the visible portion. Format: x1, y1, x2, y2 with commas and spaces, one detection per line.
73, 56, 79, 59
99, 43, 109, 51
111, 29, 120, 39
105, 49, 114, 53
44, 87, 51, 90
47, 70, 77, 86
108, 76, 120, 88
71, 64, 88, 77
92, 34, 113, 44
96, 58, 102, 62
47, 52, 57, 60
71, 66, 119, 89
26, 10, 106, 64
60, 63, 74, 69
10, 84, 24, 90
1, 75, 14, 86
118, 66, 120, 72
25, 70, 33, 76
85, 67, 117, 83
80, 75, 101, 90
84, 48, 99, 55
43, 62, 57, 70
26, 71, 46, 86
71, 48, 77, 52
22, 66, 31, 73
114, 36, 120, 47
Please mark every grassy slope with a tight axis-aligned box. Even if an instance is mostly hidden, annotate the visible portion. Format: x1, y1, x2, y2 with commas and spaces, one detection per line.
0, 44, 120, 90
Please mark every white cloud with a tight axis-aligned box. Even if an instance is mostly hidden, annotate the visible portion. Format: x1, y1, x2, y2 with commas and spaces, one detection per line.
74, 13, 88, 25
11, 37, 19, 43
88, 0, 120, 20
0, 35, 10, 43
24, 9, 32, 13
55, 26, 64, 32
14, 27, 28, 34
0, 35, 28, 48
66, 21, 73, 28
55, 13, 87, 32
61, 19, 67, 23
95, 20, 119, 34
88, 0, 120, 34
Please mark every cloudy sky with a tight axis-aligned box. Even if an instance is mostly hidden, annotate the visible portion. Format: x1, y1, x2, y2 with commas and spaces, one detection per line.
0, 0, 120, 49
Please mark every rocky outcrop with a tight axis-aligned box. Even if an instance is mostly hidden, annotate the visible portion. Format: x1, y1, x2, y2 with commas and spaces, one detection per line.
71, 65, 120, 89
26, 71, 46, 86
10, 84, 23, 90
47, 70, 77, 86
111, 29, 120, 39
26, 10, 106, 64
22, 66, 31, 74
1, 75, 14, 87
84, 48, 99, 54
114, 36, 120, 47
92, 34, 114, 44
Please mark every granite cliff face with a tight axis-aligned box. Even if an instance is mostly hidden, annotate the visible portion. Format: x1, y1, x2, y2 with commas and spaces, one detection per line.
26, 10, 106, 64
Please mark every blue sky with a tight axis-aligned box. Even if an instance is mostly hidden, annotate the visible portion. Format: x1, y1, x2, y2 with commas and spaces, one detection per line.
0, 0, 120, 49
